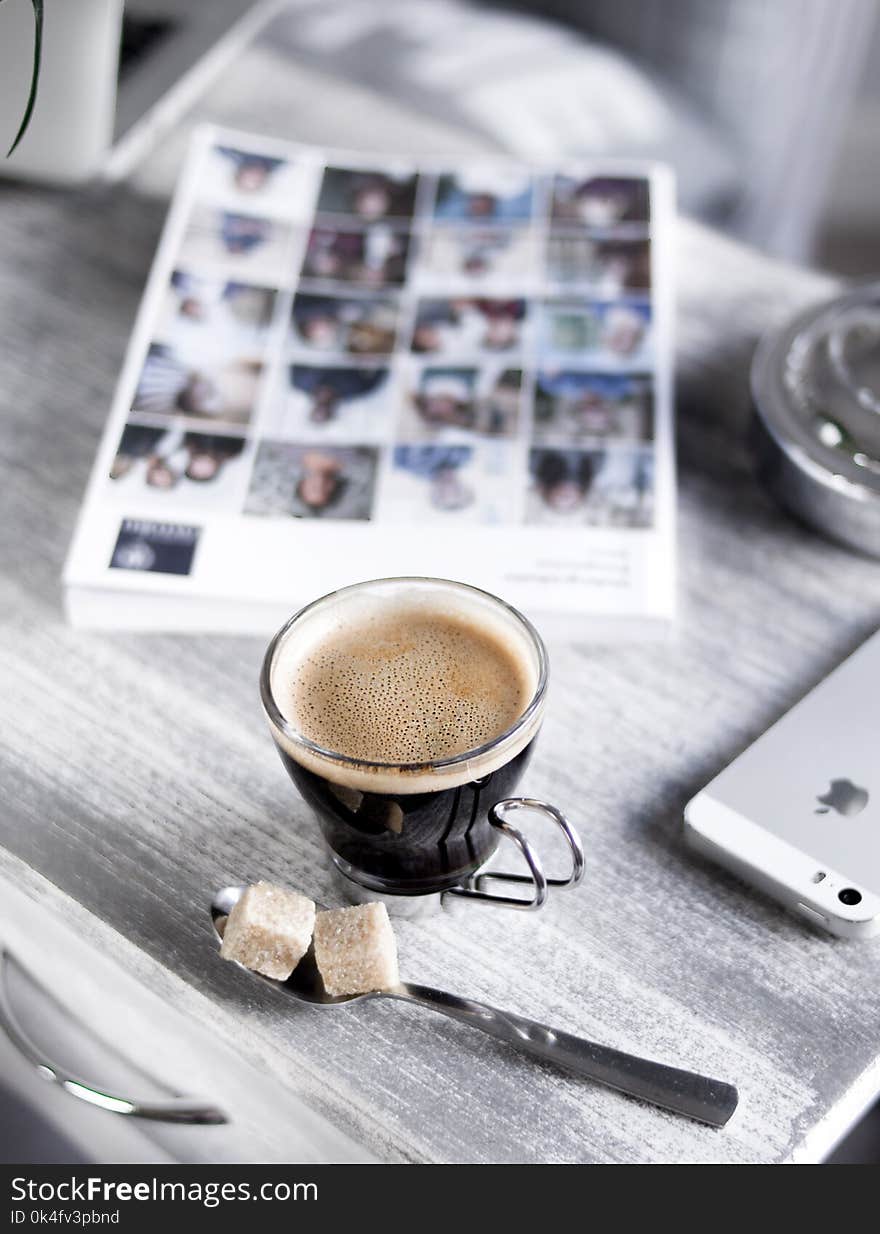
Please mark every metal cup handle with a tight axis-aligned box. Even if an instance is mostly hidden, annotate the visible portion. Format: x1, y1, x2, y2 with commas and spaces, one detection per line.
445, 798, 584, 911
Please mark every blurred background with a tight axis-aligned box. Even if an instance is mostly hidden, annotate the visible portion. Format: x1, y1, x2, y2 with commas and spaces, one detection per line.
1, 0, 879, 1165
3, 0, 878, 271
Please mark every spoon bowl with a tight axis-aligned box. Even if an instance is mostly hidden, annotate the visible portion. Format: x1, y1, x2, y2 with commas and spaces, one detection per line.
212, 884, 378, 1006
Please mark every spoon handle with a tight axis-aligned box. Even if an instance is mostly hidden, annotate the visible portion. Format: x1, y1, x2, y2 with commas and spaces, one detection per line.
390, 983, 738, 1127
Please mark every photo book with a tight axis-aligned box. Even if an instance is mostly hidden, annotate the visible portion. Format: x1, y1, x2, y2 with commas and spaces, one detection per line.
64, 124, 676, 638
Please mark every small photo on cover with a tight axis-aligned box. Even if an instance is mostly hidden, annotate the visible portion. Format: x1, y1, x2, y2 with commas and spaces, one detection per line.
411, 297, 528, 355
526, 445, 654, 528
291, 291, 399, 356
533, 372, 653, 443
398, 364, 522, 441
539, 299, 652, 366
301, 225, 411, 287
418, 227, 538, 285
109, 519, 200, 577
382, 444, 517, 525
244, 442, 378, 520
108, 424, 250, 508
265, 364, 393, 442
132, 342, 264, 426
202, 144, 318, 219
545, 234, 651, 294
156, 271, 276, 357
549, 175, 650, 228
432, 170, 534, 223
179, 206, 293, 282
315, 166, 419, 221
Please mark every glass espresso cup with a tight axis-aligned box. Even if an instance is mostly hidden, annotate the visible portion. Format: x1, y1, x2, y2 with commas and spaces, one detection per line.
260, 578, 582, 908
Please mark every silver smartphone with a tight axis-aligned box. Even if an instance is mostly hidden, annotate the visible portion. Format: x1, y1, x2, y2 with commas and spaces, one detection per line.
684, 630, 880, 939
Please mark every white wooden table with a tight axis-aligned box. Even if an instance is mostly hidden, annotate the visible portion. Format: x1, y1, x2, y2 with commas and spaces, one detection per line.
2, 31, 880, 1164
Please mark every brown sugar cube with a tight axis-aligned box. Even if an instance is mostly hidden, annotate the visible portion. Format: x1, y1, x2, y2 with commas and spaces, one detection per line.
313, 902, 400, 996
220, 882, 316, 981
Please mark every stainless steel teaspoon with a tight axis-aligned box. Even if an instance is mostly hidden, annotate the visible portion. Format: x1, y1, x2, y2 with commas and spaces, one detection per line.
211, 884, 738, 1127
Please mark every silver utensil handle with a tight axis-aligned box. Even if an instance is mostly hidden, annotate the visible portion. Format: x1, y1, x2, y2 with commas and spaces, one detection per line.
394, 982, 738, 1127
0, 951, 226, 1125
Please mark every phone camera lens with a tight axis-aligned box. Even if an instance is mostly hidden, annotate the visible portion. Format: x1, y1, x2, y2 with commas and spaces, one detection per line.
838, 888, 862, 906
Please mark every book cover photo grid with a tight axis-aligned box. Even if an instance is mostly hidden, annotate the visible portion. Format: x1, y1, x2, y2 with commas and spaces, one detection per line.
64, 126, 675, 632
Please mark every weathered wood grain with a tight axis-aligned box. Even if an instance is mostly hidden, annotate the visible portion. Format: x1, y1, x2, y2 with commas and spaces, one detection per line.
2, 49, 880, 1164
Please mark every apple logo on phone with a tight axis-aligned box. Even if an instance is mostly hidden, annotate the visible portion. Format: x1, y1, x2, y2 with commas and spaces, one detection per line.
815, 778, 869, 817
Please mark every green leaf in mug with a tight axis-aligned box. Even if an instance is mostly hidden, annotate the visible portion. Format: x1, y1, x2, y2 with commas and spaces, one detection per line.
4, 0, 44, 156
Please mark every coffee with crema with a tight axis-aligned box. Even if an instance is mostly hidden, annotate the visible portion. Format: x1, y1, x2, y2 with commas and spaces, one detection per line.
262, 579, 546, 895
279, 607, 533, 766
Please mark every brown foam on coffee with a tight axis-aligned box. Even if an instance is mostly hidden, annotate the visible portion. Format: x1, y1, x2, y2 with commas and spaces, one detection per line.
278, 605, 534, 767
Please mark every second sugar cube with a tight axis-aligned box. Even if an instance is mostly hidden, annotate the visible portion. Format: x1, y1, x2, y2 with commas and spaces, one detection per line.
313, 902, 400, 996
